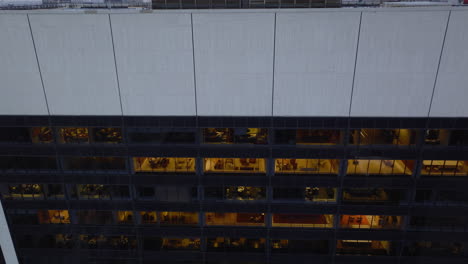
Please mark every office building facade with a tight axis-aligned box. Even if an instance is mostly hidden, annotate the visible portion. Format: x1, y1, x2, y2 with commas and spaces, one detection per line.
1, 5, 468, 264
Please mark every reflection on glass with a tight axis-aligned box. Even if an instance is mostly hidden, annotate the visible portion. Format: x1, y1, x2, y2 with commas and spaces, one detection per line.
409, 216, 468, 231
117, 211, 134, 224
93, 127, 122, 143
421, 160, 468, 176
128, 128, 196, 144
346, 159, 413, 175
162, 238, 200, 251
205, 212, 265, 226
160, 212, 198, 226
63, 157, 126, 171
273, 187, 336, 203
275, 159, 339, 174
340, 215, 403, 229
207, 237, 265, 252
275, 129, 341, 145
336, 240, 396, 256
272, 214, 334, 228
60, 127, 89, 143
203, 128, 267, 144
271, 239, 329, 254
140, 211, 157, 224
404, 241, 464, 256
350, 129, 416, 145
342, 188, 404, 204
38, 210, 70, 224
204, 158, 266, 173
133, 157, 195, 173
77, 211, 114, 225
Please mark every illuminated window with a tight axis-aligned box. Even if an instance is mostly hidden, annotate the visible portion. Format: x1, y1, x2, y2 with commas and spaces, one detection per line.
60, 127, 89, 143
2, 184, 44, 200
347, 159, 413, 175
340, 215, 403, 229
31, 127, 53, 143
204, 158, 266, 173
205, 212, 265, 227
117, 211, 134, 225
336, 240, 397, 256
162, 238, 200, 251
350, 129, 416, 145
421, 160, 468, 176
133, 157, 195, 173
207, 237, 265, 252
140, 211, 157, 224
159, 212, 198, 226
342, 188, 405, 204
272, 214, 334, 228
275, 159, 339, 174
38, 210, 70, 224
203, 128, 267, 144
424, 129, 468, 146
92, 127, 122, 143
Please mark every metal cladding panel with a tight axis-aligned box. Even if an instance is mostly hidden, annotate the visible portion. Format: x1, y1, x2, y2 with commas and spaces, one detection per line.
273, 12, 360, 117
0, 200, 19, 264
430, 10, 468, 117
111, 14, 196, 116
193, 13, 275, 116
0, 14, 48, 115
351, 11, 449, 117
29, 14, 122, 115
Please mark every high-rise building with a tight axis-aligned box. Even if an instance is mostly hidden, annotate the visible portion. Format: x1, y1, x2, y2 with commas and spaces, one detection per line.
0, 2, 468, 264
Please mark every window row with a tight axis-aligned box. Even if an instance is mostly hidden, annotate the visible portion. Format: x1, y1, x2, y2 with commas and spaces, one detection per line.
9, 210, 408, 230
4, 184, 467, 205
2, 127, 468, 147
2, 157, 468, 177
15, 234, 467, 257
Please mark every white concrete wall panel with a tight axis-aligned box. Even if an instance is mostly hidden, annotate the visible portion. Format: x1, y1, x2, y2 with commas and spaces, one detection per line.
0, 14, 48, 115
430, 11, 468, 117
273, 12, 360, 117
29, 14, 121, 115
193, 13, 275, 116
351, 11, 449, 117
111, 14, 195, 116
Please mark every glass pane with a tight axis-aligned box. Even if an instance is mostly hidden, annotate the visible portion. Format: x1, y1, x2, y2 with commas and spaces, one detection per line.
421, 160, 468, 176
133, 157, 195, 173
340, 215, 403, 229
346, 159, 414, 175
204, 158, 266, 173
275, 159, 339, 174
272, 214, 334, 228
60, 127, 89, 143
205, 212, 265, 226
93, 127, 122, 143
